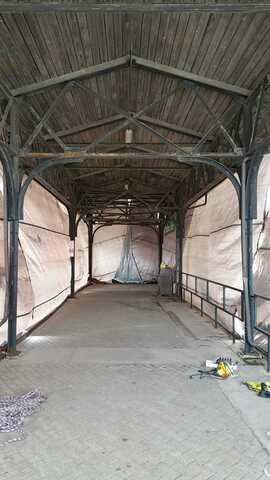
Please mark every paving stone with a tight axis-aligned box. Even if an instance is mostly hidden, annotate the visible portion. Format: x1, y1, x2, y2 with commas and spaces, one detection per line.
0, 284, 269, 479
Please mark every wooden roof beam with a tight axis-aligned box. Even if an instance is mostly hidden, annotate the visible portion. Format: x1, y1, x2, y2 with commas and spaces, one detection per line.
11, 56, 129, 97
133, 56, 251, 97
0, 3, 269, 14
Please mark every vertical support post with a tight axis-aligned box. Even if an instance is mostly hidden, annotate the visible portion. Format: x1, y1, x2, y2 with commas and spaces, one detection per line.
7, 218, 20, 353
241, 158, 256, 353
267, 336, 270, 373
158, 222, 164, 274
68, 207, 77, 299
240, 81, 265, 354
87, 215, 93, 283
176, 208, 184, 301
7, 99, 22, 355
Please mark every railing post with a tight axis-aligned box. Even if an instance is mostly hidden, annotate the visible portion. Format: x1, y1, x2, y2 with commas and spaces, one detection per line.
214, 305, 218, 328
222, 286, 226, 310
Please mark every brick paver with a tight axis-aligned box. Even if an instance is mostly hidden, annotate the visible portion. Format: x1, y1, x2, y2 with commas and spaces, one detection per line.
0, 284, 269, 479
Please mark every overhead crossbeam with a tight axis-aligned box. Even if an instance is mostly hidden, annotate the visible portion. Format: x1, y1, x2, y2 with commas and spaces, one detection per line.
0, 3, 269, 14
45, 113, 205, 141
44, 114, 124, 140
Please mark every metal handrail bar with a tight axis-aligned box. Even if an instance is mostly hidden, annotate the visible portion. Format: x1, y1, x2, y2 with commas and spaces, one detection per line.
181, 271, 270, 371
182, 271, 242, 293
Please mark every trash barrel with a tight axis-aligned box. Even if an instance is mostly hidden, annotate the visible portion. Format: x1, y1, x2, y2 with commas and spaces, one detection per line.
158, 267, 173, 296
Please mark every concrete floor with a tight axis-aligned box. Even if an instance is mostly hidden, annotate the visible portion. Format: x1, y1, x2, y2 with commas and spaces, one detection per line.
0, 284, 270, 479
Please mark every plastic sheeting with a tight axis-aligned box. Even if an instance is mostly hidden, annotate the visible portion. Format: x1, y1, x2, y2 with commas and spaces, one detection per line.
183, 154, 270, 348
0, 169, 89, 345
93, 224, 159, 283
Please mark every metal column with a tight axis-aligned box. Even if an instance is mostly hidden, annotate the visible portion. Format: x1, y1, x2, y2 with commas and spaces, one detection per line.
158, 223, 164, 273
7, 100, 22, 354
176, 209, 184, 301
87, 216, 93, 283
68, 208, 77, 299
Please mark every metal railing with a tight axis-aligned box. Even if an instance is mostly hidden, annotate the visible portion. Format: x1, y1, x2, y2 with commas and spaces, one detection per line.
181, 272, 270, 371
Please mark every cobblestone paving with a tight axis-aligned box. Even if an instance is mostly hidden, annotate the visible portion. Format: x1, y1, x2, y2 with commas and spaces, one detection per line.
0, 285, 269, 479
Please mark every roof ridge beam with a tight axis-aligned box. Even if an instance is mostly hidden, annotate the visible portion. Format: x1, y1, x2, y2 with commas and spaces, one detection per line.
132, 56, 251, 97
11, 56, 129, 97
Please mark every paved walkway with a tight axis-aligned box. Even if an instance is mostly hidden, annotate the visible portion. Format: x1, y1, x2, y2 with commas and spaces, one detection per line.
0, 284, 270, 480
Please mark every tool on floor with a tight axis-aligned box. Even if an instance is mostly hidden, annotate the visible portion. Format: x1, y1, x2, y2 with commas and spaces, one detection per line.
190, 357, 238, 380
244, 381, 270, 397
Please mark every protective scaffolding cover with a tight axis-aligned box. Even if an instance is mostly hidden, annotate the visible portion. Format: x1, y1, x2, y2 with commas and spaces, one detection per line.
0, 168, 88, 345
93, 224, 159, 283
183, 154, 270, 350
114, 226, 144, 283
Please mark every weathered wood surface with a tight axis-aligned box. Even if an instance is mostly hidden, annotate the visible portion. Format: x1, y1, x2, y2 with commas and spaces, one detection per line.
0, 7, 268, 210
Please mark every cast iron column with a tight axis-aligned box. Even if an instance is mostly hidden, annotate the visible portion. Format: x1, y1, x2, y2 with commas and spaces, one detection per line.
176, 208, 184, 301
68, 208, 77, 299
158, 222, 164, 273
87, 216, 93, 283
7, 99, 22, 354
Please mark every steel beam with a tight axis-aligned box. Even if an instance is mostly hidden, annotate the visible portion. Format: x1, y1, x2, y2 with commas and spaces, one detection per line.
1, 3, 269, 14
140, 115, 206, 140
22, 83, 72, 151
19, 151, 242, 160
11, 57, 129, 97
44, 114, 124, 140
133, 56, 251, 97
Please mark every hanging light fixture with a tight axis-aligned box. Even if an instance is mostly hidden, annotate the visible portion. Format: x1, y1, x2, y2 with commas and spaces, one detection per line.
125, 128, 133, 144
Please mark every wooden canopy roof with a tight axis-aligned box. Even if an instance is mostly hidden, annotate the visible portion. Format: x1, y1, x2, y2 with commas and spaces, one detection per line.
0, 2, 269, 225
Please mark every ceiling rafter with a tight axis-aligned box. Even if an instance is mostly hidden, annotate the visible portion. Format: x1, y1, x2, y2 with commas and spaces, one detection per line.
132, 56, 251, 97
9, 54, 251, 100
11, 56, 129, 97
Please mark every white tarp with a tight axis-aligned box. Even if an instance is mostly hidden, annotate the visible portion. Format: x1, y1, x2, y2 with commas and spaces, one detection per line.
93, 224, 159, 283
0, 169, 88, 345
183, 154, 270, 347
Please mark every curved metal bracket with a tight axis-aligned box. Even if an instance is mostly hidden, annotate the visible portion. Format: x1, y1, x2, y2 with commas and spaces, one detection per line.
176, 154, 241, 203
